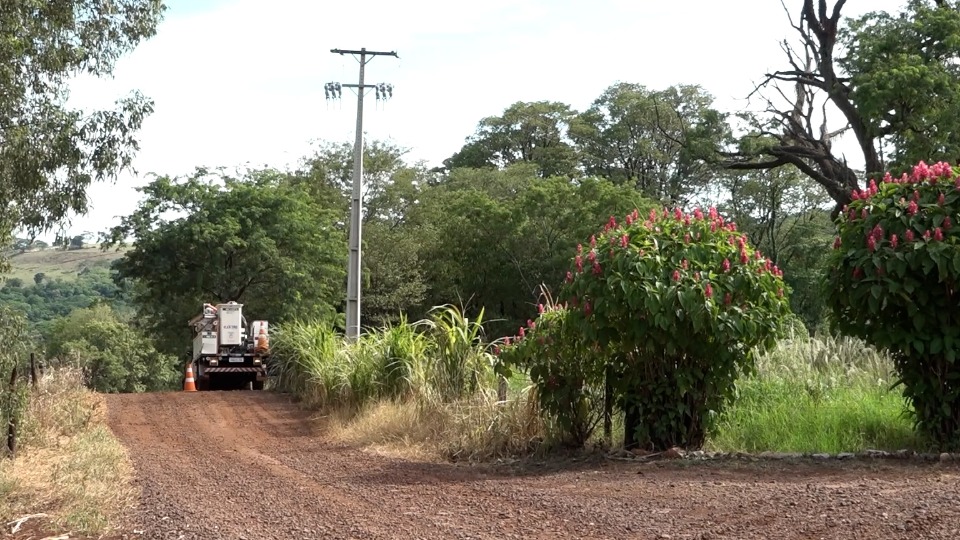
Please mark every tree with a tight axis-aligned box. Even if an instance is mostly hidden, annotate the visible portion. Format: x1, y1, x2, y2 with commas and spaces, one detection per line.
0, 1, 164, 241
69, 235, 85, 250
570, 83, 728, 205
33, 273, 44, 286
724, 0, 960, 211
102, 168, 347, 355
444, 101, 580, 178
45, 304, 179, 393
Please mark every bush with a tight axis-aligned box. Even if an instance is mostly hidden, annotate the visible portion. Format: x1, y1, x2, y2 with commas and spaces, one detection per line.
826, 160, 960, 449
270, 305, 498, 409
502, 207, 792, 450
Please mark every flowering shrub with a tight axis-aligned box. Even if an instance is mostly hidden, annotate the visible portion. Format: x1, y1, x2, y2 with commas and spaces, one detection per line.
826, 160, 960, 449
500, 207, 791, 450
497, 302, 606, 446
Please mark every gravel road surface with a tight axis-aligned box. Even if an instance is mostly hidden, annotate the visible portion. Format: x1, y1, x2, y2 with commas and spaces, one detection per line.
38, 391, 960, 539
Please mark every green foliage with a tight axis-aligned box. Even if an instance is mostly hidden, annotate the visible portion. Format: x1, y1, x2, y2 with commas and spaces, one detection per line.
840, 0, 960, 172
413, 165, 654, 336
45, 304, 179, 393
569, 83, 728, 204
710, 333, 919, 453
0, 267, 130, 334
826, 160, 960, 449
0, 0, 164, 238
271, 306, 497, 410
444, 101, 579, 178
505, 206, 792, 450
497, 301, 605, 446
103, 168, 347, 355
0, 307, 30, 458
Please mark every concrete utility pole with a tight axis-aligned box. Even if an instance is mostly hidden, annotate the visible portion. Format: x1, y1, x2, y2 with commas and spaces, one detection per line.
327, 47, 398, 341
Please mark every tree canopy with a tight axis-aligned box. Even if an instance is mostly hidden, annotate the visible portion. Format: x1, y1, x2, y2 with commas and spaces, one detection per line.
102, 168, 347, 355
0, 0, 165, 245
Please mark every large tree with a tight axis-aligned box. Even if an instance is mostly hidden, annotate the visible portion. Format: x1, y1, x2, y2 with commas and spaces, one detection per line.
0, 0, 164, 251
570, 83, 728, 206
102, 168, 346, 355
725, 0, 960, 211
444, 101, 580, 178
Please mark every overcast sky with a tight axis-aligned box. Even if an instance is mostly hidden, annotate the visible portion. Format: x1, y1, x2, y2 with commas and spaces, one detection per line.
50, 0, 908, 241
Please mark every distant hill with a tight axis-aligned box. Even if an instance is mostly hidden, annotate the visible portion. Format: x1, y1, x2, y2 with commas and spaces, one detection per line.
4, 246, 127, 284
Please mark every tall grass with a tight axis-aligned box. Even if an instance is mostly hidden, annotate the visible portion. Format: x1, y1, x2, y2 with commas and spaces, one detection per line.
708, 333, 923, 453
271, 305, 541, 459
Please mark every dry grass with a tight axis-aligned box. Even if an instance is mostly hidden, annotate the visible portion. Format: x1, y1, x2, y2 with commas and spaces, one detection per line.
0, 368, 135, 535
329, 388, 546, 462
4, 246, 126, 284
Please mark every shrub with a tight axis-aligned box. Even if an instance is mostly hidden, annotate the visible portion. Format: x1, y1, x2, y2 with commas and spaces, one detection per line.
826, 160, 960, 449
502, 207, 792, 450
498, 300, 605, 447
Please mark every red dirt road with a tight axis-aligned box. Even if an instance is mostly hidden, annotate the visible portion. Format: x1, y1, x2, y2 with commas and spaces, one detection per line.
95, 391, 960, 540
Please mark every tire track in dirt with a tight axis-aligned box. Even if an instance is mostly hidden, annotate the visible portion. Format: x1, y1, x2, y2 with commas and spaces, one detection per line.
104, 391, 960, 540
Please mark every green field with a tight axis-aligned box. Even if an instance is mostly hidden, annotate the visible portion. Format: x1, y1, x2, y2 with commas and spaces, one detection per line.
4, 246, 126, 284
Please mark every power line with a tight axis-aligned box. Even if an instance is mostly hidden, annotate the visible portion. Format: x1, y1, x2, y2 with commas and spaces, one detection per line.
326, 47, 399, 341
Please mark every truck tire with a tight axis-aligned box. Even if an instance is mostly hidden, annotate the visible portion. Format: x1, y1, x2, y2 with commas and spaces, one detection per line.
252, 380, 264, 391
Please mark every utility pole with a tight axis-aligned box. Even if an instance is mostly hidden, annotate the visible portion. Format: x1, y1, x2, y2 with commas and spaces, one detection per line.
327, 47, 398, 341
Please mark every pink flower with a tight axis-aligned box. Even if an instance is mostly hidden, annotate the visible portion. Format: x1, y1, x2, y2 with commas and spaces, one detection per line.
592, 261, 602, 275
772, 265, 781, 277
913, 190, 921, 202
504, 337, 511, 346
848, 208, 856, 221
913, 161, 931, 182
709, 207, 719, 220
672, 270, 681, 282
590, 235, 596, 248
908, 201, 919, 216
694, 208, 704, 220
740, 252, 749, 265
694, 271, 701, 280
724, 293, 732, 305
537, 304, 545, 314
684, 216, 691, 226
626, 214, 634, 226
588, 250, 596, 262
905, 230, 915, 242
583, 301, 592, 317
935, 228, 944, 241
518, 327, 525, 339
710, 221, 718, 232
527, 319, 535, 329
575, 255, 583, 273
685, 233, 691, 244
924, 229, 932, 240
649, 209, 658, 222
867, 236, 876, 252
890, 234, 899, 249
883, 172, 893, 183
939, 192, 946, 206
704, 283, 713, 298
620, 234, 629, 248
674, 208, 683, 221
861, 208, 869, 220
833, 236, 842, 250
777, 288, 784, 297
493, 345, 500, 355
871, 225, 884, 241
682, 259, 689, 270
946, 216, 953, 230
722, 258, 731, 272
852, 190, 861, 200
577, 243, 583, 254
565, 271, 573, 283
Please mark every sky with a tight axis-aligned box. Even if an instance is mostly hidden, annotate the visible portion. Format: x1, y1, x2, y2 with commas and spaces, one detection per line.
49, 0, 910, 241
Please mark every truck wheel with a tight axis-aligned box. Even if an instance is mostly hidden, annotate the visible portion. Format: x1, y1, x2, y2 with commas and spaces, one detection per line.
198, 376, 210, 391
252, 380, 265, 391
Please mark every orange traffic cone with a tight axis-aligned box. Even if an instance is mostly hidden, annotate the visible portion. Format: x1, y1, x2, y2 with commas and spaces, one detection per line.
184, 362, 197, 392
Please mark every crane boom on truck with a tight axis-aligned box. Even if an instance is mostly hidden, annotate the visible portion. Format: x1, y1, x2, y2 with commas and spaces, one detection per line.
188, 302, 270, 391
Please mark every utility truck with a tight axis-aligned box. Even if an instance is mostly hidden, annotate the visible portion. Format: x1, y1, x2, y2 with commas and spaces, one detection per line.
188, 302, 270, 390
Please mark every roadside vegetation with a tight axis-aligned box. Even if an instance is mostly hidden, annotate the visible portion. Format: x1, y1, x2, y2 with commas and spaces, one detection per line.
0, 368, 135, 535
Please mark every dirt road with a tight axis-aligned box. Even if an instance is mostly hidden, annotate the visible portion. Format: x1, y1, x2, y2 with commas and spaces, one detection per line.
97, 391, 960, 540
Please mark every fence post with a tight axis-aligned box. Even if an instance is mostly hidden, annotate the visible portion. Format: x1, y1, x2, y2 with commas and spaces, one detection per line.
29, 352, 38, 388
603, 364, 613, 446
6, 365, 18, 458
